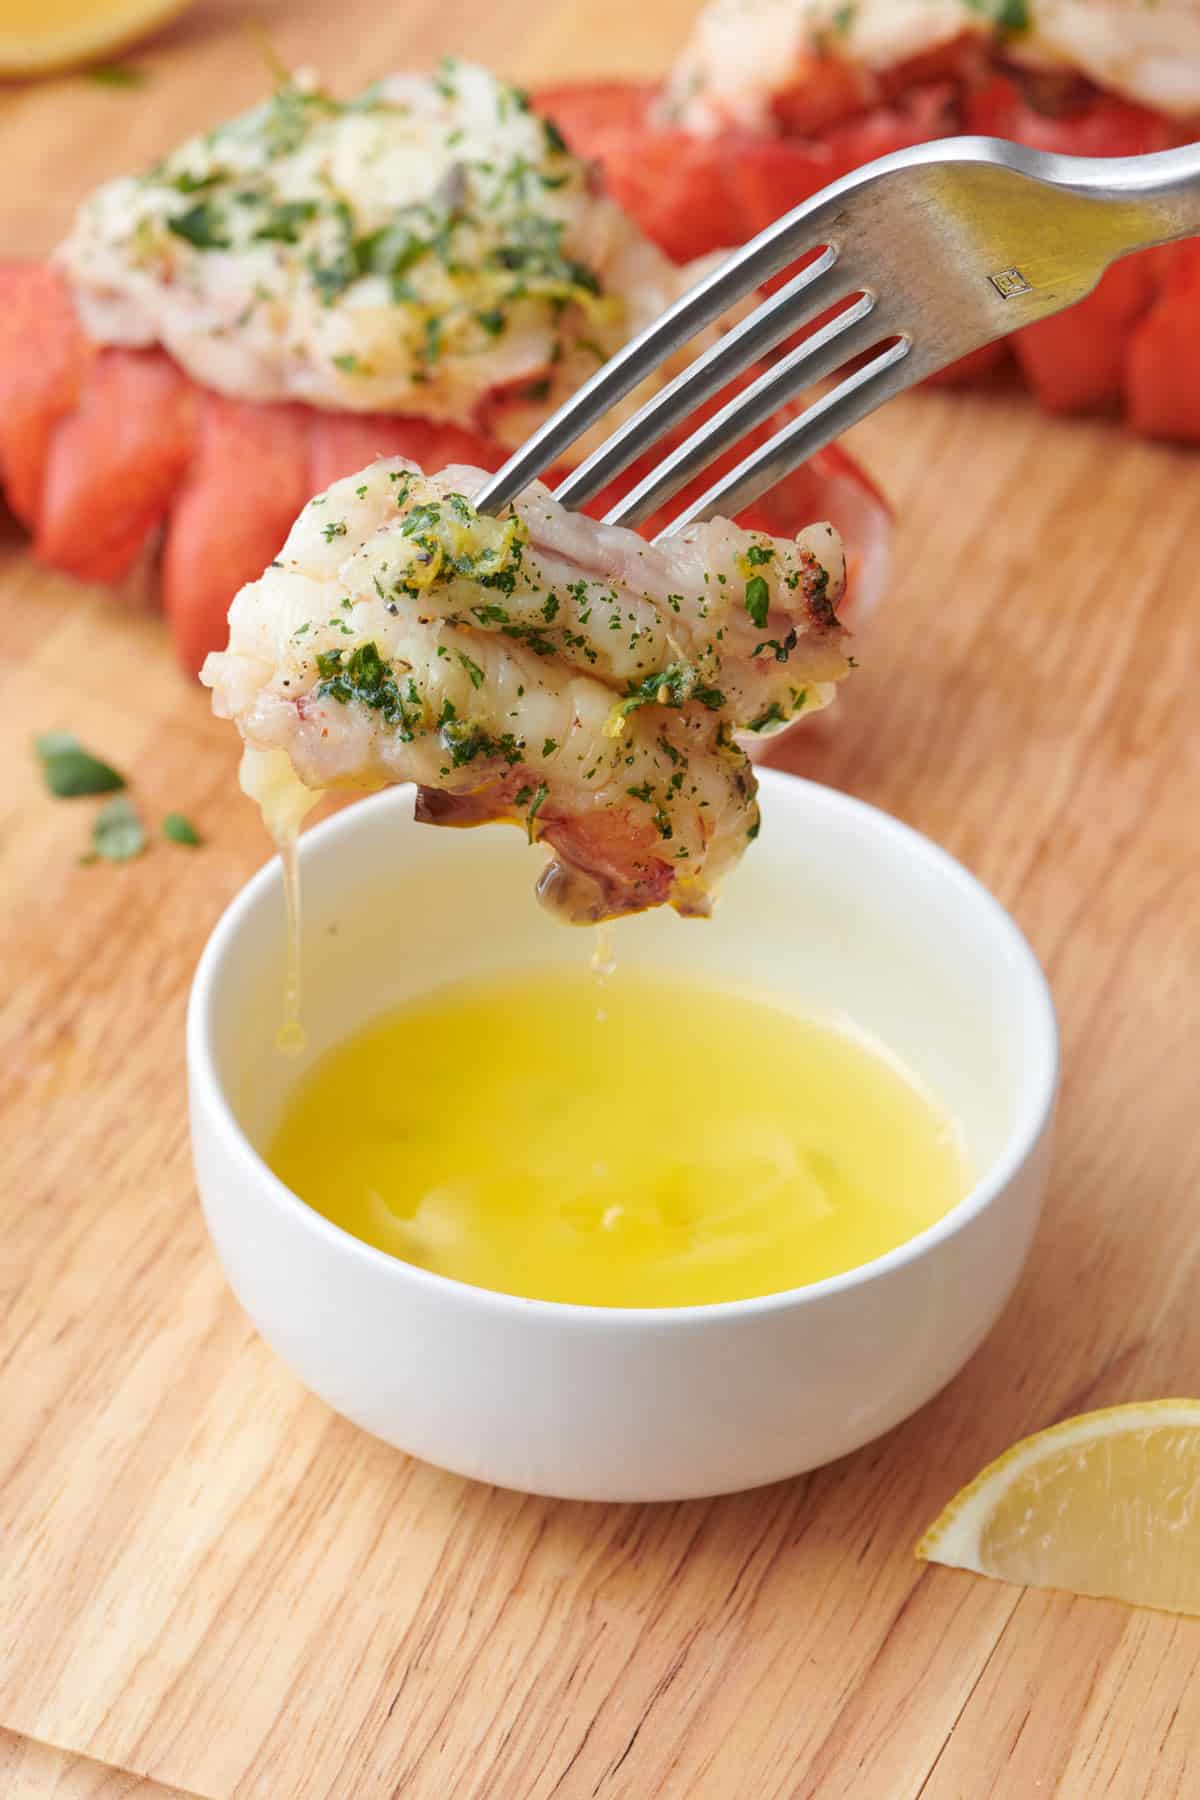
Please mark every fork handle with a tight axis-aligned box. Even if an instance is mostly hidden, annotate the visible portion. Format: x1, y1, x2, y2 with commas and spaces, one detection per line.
1056, 143, 1200, 250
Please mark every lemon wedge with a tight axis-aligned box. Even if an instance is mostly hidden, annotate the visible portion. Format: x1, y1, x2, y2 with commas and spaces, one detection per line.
917, 1400, 1200, 1616
0, 0, 188, 76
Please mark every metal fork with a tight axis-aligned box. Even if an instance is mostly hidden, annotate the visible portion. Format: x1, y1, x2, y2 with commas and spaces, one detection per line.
474, 136, 1200, 536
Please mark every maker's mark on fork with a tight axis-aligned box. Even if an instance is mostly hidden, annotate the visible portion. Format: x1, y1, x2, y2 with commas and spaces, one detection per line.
988, 267, 1033, 299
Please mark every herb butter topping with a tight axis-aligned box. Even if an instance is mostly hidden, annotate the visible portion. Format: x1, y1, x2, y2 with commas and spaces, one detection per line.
58, 60, 690, 434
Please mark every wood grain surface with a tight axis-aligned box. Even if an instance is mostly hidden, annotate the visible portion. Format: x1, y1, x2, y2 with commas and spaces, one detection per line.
0, 1728, 200, 1799
2, 3, 1199, 1797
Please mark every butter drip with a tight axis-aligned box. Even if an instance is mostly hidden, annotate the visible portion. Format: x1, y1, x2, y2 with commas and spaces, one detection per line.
239, 746, 321, 1052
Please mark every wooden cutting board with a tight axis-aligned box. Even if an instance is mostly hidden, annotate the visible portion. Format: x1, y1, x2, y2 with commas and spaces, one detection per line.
2, 3, 1199, 1796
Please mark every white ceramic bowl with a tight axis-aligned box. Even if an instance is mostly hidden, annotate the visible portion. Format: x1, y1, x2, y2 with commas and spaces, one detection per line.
188, 771, 1057, 1502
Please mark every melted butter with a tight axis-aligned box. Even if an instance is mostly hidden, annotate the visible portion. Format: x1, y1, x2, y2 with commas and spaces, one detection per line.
276, 837, 306, 1056
239, 746, 322, 1053
267, 967, 971, 1308
590, 924, 617, 980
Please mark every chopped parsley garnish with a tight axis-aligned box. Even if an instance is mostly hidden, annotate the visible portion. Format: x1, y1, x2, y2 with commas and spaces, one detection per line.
422, 315, 444, 365
963, 0, 1029, 31
321, 520, 348, 542
257, 81, 339, 160
457, 650, 485, 689
34, 732, 125, 798
169, 169, 225, 194
401, 501, 443, 540
747, 702, 787, 734
744, 575, 770, 630
487, 211, 601, 298
752, 628, 798, 665
253, 199, 318, 243
614, 663, 694, 719
439, 719, 522, 768
167, 200, 230, 250
315, 641, 416, 738
525, 782, 549, 841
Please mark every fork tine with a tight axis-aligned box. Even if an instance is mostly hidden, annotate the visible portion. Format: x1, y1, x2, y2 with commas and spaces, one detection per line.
552, 247, 846, 512
602, 292, 885, 529
473, 180, 863, 516
655, 338, 916, 539
477, 134, 1200, 528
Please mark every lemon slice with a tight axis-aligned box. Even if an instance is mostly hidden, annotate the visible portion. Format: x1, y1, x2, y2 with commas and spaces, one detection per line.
917, 1400, 1200, 1616
0, 0, 189, 76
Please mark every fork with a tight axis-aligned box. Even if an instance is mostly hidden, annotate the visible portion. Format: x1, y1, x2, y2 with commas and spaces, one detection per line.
474, 136, 1200, 537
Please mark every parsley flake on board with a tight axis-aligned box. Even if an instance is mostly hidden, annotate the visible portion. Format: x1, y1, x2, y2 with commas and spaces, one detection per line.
34, 733, 125, 798
91, 796, 146, 863
163, 812, 203, 847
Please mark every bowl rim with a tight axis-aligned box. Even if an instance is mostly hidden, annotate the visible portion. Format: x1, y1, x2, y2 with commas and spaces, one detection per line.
187, 769, 1059, 1326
